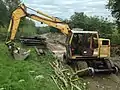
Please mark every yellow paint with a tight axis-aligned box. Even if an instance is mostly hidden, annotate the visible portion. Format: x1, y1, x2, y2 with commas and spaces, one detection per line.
98, 39, 110, 58
30, 15, 70, 35
8, 4, 71, 41
9, 4, 26, 40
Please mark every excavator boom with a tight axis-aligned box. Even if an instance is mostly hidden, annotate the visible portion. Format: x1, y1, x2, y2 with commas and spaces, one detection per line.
7, 4, 70, 42
6, 3, 71, 60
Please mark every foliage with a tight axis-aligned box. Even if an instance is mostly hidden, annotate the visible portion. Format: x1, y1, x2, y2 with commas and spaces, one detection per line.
0, 27, 8, 41
111, 34, 120, 44
36, 26, 60, 34
18, 19, 37, 37
107, 0, 120, 32
1, 0, 37, 36
0, 0, 21, 26
67, 12, 115, 34
4, 0, 21, 14
0, 0, 9, 27
20, 18, 35, 27
49, 27, 60, 33
18, 25, 36, 37
37, 26, 50, 34
0, 43, 58, 90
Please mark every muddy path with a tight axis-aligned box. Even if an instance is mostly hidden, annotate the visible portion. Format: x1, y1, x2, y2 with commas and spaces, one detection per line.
84, 74, 120, 90
41, 33, 120, 90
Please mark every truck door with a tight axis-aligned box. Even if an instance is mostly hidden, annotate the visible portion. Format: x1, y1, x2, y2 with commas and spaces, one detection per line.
99, 40, 110, 57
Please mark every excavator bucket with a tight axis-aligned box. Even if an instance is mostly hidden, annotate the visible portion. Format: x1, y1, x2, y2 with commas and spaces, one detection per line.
5, 41, 30, 60
13, 48, 30, 60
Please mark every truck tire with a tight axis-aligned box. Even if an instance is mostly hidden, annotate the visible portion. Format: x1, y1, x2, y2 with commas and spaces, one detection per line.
77, 61, 88, 70
76, 61, 90, 76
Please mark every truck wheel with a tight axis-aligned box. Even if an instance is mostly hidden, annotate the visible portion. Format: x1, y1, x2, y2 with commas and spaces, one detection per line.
105, 59, 114, 69
105, 59, 112, 69
76, 61, 89, 76
105, 59, 118, 74
77, 61, 88, 70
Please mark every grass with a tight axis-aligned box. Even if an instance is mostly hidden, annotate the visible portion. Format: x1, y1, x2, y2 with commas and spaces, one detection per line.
0, 43, 58, 90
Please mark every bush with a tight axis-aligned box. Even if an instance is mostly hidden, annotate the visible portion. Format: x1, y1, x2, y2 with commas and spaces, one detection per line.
37, 26, 50, 34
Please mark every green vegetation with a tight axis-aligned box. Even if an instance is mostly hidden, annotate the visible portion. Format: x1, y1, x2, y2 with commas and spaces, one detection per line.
4, 0, 20, 14
0, 43, 58, 90
36, 26, 50, 34
106, 0, 120, 44
68, 12, 115, 34
0, 0, 9, 27
19, 24, 37, 37
107, 0, 120, 31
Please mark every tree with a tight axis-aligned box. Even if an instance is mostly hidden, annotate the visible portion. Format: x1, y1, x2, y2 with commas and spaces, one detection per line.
67, 12, 115, 34
107, 0, 120, 32
4, 0, 21, 14
37, 26, 50, 34
0, 0, 21, 26
18, 19, 37, 36
0, 0, 9, 27
50, 27, 60, 33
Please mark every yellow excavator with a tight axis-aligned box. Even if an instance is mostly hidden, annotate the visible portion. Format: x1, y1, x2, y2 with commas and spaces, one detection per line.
5, 3, 70, 60
6, 3, 118, 75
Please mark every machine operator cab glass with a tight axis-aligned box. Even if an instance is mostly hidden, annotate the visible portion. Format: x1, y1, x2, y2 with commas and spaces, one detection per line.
70, 29, 99, 58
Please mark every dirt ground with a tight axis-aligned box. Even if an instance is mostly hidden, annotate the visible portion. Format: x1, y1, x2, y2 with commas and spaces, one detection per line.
41, 33, 120, 90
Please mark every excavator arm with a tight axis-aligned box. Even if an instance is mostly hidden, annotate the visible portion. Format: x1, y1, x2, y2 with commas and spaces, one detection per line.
5, 3, 71, 60
7, 4, 27, 41
6, 4, 70, 42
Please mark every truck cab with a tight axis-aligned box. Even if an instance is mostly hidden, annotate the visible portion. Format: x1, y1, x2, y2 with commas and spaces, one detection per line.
65, 29, 110, 60
64, 29, 117, 74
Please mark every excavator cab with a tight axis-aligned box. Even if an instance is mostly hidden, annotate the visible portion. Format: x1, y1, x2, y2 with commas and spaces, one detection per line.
66, 30, 99, 59
71, 32, 98, 57
64, 29, 118, 75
